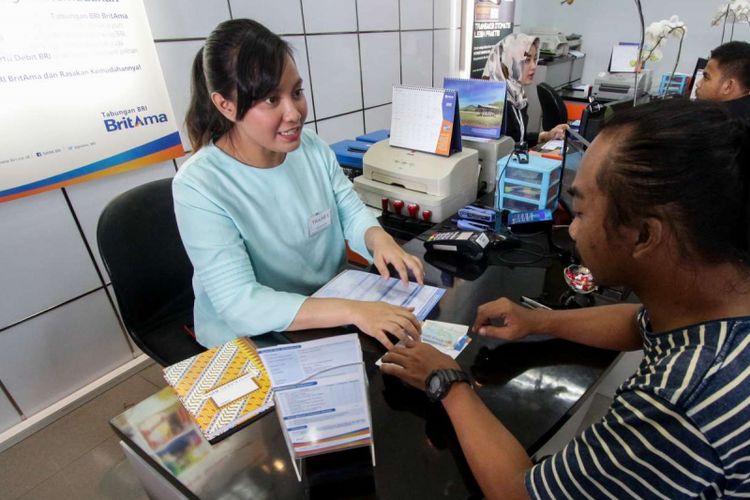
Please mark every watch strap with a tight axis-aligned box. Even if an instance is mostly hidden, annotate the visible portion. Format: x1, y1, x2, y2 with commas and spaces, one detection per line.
426, 368, 471, 402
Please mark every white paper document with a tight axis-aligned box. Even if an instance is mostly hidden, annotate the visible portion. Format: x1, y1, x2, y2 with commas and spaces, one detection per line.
274, 363, 371, 456
258, 334, 373, 458
610, 43, 639, 73
312, 269, 445, 320
257, 334, 362, 387
541, 139, 564, 151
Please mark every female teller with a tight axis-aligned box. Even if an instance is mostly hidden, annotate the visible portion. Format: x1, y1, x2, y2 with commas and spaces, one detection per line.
483, 33, 569, 145
173, 19, 424, 349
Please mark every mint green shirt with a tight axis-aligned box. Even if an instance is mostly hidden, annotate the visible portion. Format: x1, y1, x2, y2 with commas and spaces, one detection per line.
173, 129, 379, 347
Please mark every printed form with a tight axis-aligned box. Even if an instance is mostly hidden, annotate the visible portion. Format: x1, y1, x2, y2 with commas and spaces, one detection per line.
258, 334, 372, 457
312, 269, 445, 320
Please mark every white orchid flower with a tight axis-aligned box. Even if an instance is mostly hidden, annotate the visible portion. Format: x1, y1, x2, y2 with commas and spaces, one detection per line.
642, 15, 686, 63
712, 0, 750, 25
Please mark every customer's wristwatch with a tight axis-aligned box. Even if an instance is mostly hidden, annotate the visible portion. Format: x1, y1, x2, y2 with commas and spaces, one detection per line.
425, 369, 471, 402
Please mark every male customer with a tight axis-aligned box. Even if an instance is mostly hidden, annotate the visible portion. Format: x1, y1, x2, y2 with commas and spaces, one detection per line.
382, 99, 750, 499
696, 41, 750, 120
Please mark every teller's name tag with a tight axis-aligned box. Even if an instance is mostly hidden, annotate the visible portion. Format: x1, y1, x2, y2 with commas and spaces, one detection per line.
308, 208, 332, 237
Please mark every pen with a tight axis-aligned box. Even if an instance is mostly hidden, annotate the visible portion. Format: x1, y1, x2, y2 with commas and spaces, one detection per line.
520, 295, 552, 310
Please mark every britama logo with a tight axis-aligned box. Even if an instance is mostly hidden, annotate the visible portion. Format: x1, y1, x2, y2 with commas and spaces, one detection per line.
104, 113, 169, 132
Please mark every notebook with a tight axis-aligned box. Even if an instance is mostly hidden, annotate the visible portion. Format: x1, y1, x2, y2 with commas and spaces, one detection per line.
163, 337, 274, 443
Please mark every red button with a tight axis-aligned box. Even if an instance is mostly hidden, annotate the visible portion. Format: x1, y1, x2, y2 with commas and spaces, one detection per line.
422, 210, 432, 222
393, 200, 404, 215
381, 197, 389, 212
407, 203, 419, 218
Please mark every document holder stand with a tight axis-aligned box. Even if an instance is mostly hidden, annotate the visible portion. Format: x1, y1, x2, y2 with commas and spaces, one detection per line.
274, 362, 376, 482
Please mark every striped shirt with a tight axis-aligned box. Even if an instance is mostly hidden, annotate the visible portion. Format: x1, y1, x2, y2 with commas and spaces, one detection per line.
526, 309, 750, 498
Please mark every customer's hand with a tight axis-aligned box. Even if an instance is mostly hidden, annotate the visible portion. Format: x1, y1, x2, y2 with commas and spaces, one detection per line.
540, 123, 570, 142
471, 297, 543, 341
366, 227, 425, 287
380, 339, 460, 390
350, 301, 421, 350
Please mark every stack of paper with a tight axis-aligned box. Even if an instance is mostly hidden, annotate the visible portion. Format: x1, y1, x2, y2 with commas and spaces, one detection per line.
163, 338, 274, 442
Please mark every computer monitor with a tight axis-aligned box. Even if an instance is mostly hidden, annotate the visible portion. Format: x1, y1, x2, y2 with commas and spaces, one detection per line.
578, 96, 635, 142
688, 57, 708, 99
559, 128, 590, 213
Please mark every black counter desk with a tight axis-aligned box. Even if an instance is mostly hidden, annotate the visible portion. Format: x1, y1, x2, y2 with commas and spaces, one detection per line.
110, 231, 620, 499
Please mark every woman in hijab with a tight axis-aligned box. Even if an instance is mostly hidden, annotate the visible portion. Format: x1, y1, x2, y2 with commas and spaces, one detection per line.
482, 33, 569, 145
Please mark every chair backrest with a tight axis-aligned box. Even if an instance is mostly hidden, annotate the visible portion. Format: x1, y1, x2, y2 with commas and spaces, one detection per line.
536, 83, 569, 132
97, 178, 205, 366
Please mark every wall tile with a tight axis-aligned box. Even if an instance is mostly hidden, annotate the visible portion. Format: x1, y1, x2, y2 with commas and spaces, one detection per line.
357, 0, 399, 31
283, 36, 315, 122
155, 40, 204, 152
434, 28, 460, 84
434, 0, 461, 29
0, 190, 101, 330
0, 391, 21, 434
364, 105, 392, 133
316, 112, 364, 144
64, 162, 177, 278
401, 31, 433, 87
107, 284, 138, 356
307, 34, 363, 118
230, 0, 304, 34
0, 290, 132, 416
400, 0, 433, 30
142, 0, 229, 39
360, 32, 400, 107
302, 0, 358, 33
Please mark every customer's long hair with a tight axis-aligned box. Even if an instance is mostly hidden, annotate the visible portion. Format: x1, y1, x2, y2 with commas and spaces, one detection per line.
598, 99, 750, 266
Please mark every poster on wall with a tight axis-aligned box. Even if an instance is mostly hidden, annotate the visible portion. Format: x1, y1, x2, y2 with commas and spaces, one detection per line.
470, 0, 515, 78
0, 0, 182, 203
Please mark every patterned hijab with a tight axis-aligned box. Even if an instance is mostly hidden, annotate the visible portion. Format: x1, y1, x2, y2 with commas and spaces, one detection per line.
482, 33, 540, 110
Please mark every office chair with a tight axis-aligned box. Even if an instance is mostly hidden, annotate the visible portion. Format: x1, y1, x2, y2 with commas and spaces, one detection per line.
536, 83, 569, 132
97, 178, 206, 366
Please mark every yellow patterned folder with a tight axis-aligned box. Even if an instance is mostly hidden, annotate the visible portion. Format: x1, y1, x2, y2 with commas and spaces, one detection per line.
163, 337, 274, 442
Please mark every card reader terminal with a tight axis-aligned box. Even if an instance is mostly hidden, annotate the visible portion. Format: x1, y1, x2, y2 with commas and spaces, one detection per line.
424, 231, 490, 261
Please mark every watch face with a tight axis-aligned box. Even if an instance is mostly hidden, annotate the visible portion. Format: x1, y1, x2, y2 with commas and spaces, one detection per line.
427, 373, 443, 398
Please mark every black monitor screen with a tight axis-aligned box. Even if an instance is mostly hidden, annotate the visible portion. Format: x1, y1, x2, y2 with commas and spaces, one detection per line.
578, 96, 635, 142
688, 57, 709, 97
559, 129, 590, 211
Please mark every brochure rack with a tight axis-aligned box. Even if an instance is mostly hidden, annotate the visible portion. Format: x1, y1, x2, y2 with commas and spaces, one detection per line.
258, 335, 376, 482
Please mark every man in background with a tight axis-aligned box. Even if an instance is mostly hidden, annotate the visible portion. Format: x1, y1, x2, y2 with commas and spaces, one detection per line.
696, 41, 750, 120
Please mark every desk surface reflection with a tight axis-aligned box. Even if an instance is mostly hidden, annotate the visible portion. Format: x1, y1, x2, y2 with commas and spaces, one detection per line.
111, 233, 619, 499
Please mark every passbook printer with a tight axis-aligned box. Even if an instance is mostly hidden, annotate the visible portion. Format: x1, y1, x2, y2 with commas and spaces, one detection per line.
593, 69, 652, 101
462, 136, 514, 194
528, 28, 569, 57
353, 141, 479, 222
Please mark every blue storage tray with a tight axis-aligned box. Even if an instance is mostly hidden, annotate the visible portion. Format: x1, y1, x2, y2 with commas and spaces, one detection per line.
330, 140, 371, 169
356, 129, 390, 143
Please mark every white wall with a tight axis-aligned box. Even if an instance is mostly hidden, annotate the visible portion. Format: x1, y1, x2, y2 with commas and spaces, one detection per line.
516, 0, 748, 92
0, 0, 462, 434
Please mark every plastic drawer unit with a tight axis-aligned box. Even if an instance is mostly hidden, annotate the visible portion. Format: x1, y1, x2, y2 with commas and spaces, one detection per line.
495, 154, 562, 212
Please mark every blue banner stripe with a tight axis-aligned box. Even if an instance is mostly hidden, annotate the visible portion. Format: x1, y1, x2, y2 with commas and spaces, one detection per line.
0, 131, 182, 198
